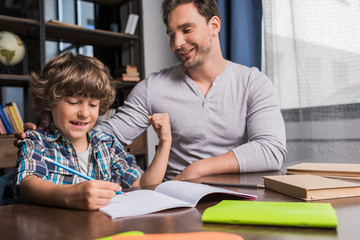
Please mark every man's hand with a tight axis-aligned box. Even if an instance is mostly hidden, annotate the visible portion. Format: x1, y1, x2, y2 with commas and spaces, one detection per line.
172, 160, 203, 181
13, 122, 37, 146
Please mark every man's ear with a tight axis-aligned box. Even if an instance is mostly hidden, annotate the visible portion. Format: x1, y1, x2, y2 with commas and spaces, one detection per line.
209, 16, 221, 36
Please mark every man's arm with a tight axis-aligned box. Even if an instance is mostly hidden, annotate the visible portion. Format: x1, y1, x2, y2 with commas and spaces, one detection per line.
232, 70, 287, 173
172, 151, 239, 181
173, 69, 286, 181
95, 79, 151, 146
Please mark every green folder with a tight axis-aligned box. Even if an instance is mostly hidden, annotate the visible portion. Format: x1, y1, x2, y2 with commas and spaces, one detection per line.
202, 200, 337, 228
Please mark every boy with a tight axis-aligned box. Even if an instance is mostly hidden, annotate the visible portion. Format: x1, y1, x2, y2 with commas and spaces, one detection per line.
11, 52, 171, 210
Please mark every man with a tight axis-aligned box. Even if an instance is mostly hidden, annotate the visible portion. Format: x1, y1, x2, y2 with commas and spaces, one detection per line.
20, 0, 286, 181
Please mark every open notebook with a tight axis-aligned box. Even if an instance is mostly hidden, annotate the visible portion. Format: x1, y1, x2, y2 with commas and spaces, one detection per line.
100, 180, 257, 219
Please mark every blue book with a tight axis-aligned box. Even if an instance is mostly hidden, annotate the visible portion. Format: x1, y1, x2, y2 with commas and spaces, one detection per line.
0, 104, 14, 134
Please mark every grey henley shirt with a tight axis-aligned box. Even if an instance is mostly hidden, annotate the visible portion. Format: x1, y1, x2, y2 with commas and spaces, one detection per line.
96, 61, 287, 180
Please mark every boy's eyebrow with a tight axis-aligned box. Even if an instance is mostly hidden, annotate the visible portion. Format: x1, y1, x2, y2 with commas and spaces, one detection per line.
167, 22, 195, 34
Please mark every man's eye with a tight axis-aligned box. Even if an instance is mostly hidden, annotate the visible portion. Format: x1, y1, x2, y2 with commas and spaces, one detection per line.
184, 28, 192, 33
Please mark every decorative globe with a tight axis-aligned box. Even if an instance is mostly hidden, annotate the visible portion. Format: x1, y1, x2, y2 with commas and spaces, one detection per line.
0, 31, 25, 67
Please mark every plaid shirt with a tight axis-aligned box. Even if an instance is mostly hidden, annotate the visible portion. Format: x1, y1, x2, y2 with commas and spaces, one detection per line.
11, 127, 143, 198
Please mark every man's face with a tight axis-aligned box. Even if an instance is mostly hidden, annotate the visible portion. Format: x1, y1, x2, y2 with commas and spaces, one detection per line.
166, 3, 213, 69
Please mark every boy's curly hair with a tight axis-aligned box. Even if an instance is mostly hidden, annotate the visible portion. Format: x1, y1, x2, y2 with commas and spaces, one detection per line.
30, 52, 115, 128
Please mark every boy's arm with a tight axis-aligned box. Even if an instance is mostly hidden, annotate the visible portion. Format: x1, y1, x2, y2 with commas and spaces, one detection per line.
133, 113, 171, 187
19, 175, 121, 210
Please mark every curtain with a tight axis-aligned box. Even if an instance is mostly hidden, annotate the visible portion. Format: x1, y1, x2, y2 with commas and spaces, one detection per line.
217, 0, 262, 69
263, 0, 360, 165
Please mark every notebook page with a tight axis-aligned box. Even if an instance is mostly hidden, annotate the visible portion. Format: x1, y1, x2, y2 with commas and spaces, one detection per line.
100, 189, 191, 219
155, 181, 256, 206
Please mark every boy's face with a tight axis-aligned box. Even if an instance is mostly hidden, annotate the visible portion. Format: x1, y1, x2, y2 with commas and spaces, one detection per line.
51, 96, 100, 150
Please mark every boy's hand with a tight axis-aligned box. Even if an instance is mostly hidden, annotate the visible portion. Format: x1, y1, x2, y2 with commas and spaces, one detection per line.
68, 180, 122, 210
19, 175, 121, 211
13, 122, 37, 146
148, 113, 171, 143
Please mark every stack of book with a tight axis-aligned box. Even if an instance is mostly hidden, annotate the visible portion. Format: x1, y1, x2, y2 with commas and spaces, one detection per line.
114, 65, 140, 82
0, 102, 24, 135
263, 162, 360, 201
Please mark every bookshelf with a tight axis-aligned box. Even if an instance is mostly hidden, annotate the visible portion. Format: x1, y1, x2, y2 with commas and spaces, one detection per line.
0, 0, 146, 171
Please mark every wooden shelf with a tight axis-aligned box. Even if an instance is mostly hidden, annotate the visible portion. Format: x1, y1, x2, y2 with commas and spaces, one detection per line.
0, 136, 17, 168
45, 21, 138, 47
0, 15, 39, 35
0, 74, 30, 87
0, 0, 146, 170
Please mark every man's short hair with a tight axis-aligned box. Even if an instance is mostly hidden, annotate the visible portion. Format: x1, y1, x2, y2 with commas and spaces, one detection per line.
30, 52, 115, 127
162, 0, 221, 25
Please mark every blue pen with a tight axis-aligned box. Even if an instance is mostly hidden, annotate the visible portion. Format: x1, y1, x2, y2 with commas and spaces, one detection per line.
47, 159, 123, 195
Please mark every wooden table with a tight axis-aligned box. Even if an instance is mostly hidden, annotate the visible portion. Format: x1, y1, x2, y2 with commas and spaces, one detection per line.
1, 171, 359, 240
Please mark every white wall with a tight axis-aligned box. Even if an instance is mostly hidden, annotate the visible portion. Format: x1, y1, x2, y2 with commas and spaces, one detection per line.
141, 0, 179, 164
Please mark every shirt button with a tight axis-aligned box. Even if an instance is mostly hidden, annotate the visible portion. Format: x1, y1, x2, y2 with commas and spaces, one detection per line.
104, 173, 109, 178
68, 148, 72, 153
94, 148, 98, 153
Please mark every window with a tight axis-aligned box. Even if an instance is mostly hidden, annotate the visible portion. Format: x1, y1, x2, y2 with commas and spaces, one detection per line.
45, 0, 94, 60
263, 0, 360, 164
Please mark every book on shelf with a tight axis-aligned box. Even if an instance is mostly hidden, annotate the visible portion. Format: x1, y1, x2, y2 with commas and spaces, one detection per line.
6, 102, 22, 132
263, 174, 360, 201
3, 105, 17, 132
10, 102, 24, 131
287, 162, 360, 179
114, 64, 140, 82
115, 65, 139, 76
122, 72, 139, 77
0, 117, 6, 135
114, 75, 140, 82
0, 104, 13, 134
124, 13, 139, 35
202, 200, 338, 228
100, 180, 257, 219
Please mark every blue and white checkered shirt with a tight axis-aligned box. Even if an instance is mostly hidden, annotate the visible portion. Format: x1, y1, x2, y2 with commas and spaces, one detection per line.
11, 127, 143, 198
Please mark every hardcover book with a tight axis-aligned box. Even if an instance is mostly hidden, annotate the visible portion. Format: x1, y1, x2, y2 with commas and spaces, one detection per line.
287, 162, 360, 179
6, 103, 21, 132
0, 104, 13, 134
263, 175, 360, 201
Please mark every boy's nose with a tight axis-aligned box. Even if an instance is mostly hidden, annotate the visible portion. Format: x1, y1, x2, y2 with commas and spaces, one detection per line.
78, 105, 90, 118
